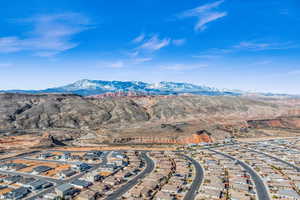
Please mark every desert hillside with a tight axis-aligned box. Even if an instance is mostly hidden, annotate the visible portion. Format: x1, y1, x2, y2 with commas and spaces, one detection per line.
0, 93, 292, 129
0, 93, 299, 149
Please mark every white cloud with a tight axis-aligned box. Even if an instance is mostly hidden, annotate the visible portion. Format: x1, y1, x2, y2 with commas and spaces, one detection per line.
132, 33, 145, 43
172, 39, 186, 46
139, 35, 170, 51
199, 41, 298, 57
195, 12, 227, 31
180, 0, 227, 31
132, 57, 152, 64
0, 37, 23, 53
128, 34, 173, 60
233, 41, 296, 51
127, 50, 139, 57
192, 54, 222, 59
181, 0, 225, 16
0, 13, 92, 57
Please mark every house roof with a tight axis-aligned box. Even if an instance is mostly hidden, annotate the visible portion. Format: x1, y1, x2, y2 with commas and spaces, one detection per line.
56, 183, 73, 192
71, 179, 92, 187
33, 165, 52, 173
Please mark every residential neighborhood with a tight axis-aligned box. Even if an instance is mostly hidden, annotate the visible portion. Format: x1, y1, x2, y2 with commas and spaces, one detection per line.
0, 138, 300, 200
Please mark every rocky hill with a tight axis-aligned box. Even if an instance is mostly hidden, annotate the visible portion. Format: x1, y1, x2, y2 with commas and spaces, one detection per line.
0, 93, 289, 130
0, 93, 299, 148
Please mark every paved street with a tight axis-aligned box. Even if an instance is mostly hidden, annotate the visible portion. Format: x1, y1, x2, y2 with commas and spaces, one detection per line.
248, 148, 300, 172
105, 152, 154, 200
0, 151, 41, 162
181, 154, 204, 200
210, 149, 271, 200
25, 152, 109, 200
23, 157, 97, 165
2, 143, 299, 200
0, 170, 61, 184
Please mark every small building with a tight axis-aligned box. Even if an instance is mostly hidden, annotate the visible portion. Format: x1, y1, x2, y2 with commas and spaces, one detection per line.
72, 163, 91, 172
18, 177, 36, 187
3, 175, 22, 184
83, 152, 101, 161
74, 189, 100, 200
28, 180, 53, 191
39, 152, 53, 159
85, 173, 102, 182
44, 192, 59, 199
71, 179, 92, 189
4, 187, 30, 200
32, 166, 52, 174
0, 163, 27, 171
59, 169, 76, 178
55, 183, 78, 197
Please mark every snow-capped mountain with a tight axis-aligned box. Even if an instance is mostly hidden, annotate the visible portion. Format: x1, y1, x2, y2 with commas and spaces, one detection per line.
3, 79, 295, 97
43, 79, 238, 96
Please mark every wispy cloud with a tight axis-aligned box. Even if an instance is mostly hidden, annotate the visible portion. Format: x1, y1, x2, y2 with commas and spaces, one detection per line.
138, 35, 170, 51
199, 41, 298, 57
127, 34, 171, 60
192, 54, 222, 59
132, 57, 152, 64
0, 13, 92, 57
233, 41, 296, 51
97, 57, 152, 69
132, 33, 145, 43
130, 34, 185, 59
179, 0, 227, 31
172, 38, 186, 46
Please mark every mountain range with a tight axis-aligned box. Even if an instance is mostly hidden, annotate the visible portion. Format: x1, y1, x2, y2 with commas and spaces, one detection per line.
0, 79, 297, 97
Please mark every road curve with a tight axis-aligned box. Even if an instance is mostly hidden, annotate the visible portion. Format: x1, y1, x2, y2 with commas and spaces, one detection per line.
105, 152, 154, 200
181, 154, 204, 200
248, 148, 300, 172
210, 149, 271, 200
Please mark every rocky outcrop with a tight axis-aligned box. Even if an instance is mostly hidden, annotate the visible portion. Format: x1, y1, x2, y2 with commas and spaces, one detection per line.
247, 116, 300, 130
111, 131, 213, 144
0, 93, 149, 130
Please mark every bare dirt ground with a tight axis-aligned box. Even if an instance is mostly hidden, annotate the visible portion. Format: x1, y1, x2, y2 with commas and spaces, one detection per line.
237, 128, 300, 142
53, 145, 176, 151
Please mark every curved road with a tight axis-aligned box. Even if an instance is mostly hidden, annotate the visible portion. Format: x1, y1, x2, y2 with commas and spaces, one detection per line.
105, 152, 154, 200
181, 154, 204, 200
248, 148, 300, 172
210, 149, 271, 200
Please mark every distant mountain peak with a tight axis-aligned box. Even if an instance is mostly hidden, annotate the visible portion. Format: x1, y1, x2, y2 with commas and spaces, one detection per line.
46, 79, 239, 96
1, 79, 298, 98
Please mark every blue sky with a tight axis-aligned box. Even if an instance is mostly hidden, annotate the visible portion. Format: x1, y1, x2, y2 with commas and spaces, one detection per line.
0, 0, 300, 94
